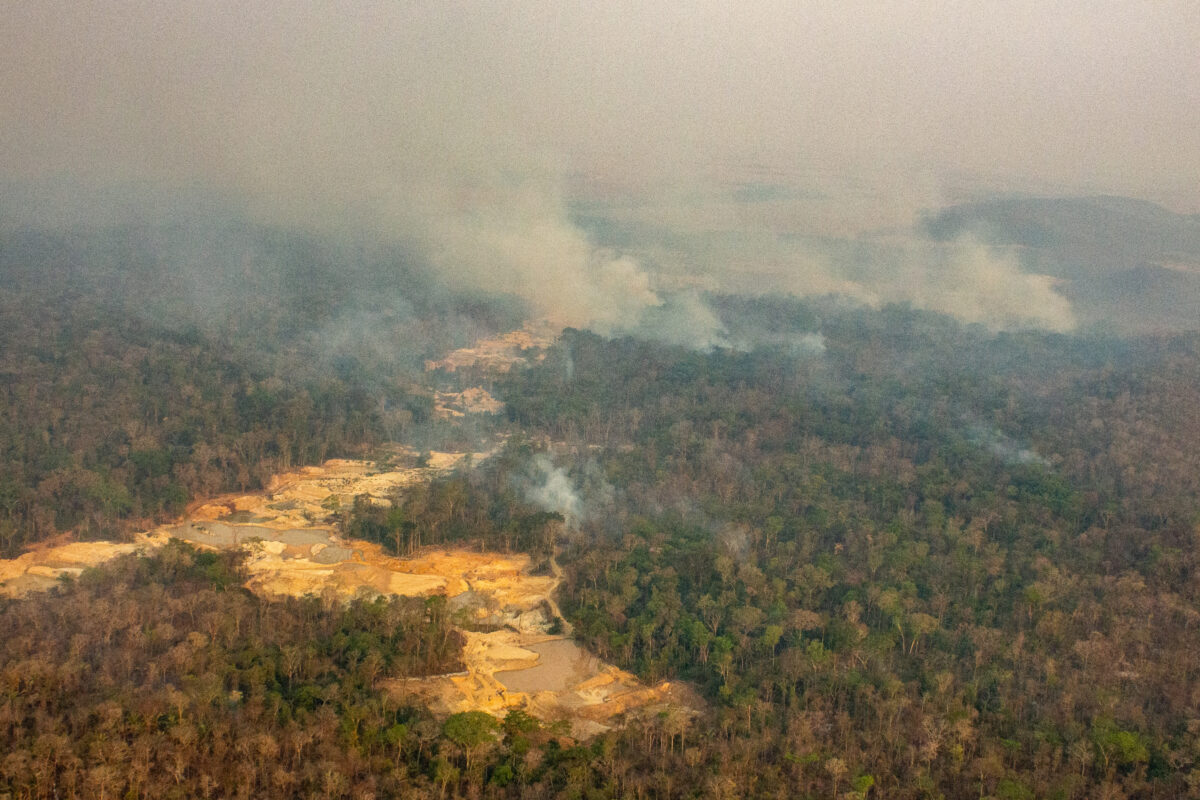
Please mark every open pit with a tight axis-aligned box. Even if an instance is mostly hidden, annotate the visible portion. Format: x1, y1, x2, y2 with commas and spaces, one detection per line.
434, 387, 505, 418
423, 322, 558, 373
495, 638, 600, 693
0, 447, 693, 736
1, 327, 698, 733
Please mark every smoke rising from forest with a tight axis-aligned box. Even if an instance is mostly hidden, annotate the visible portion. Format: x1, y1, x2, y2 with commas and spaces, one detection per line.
521, 457, 584, 529
966, 423, 1050, 468
2, 2, 1197, 339
521, 456, 616, 532
772, 235, 1078, 332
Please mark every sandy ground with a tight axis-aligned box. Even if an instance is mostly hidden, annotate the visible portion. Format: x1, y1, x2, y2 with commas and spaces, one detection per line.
434, 387, 505, 418
0, 540, 149, 595
0, 449, 693, 735
496, 639, 600, 693
423, 322, 558, 373
0, 327, 692, 732
0, 451, 484, 598
393, 628, 687, 739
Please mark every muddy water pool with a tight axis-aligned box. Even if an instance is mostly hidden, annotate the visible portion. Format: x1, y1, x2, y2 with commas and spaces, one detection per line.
168, 522, 336, 549
495, 639, 601, 693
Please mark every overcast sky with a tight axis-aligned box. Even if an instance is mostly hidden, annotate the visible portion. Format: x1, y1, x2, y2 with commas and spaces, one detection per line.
3, 1, 1197, 214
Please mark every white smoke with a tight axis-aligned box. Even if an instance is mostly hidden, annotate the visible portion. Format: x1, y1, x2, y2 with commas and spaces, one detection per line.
884, 237, 1077, 333
631, 289, 730, 350
793, 332, 827, 356
759, 234, 1077, 333
966, 423, 1050, 467
522, 455, 584, 528
521, 455, 615, 530
0, 3, 733, 351
405, 169, 664, 333
412, 172, 729, 350
3, 2, 1195, 342
584, 178, 1079, 334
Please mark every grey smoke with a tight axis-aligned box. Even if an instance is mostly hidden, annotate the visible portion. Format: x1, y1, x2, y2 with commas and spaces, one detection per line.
629, 289, 730, 351
966, 424, 1049, 468
4, 3, 1194, 339
792, 332, 827, 357
726, 328, 827, 357
576, 182, 1079, 334
0, 3, 737, 351
522, 456, 584, 528
521, 455, 615, 531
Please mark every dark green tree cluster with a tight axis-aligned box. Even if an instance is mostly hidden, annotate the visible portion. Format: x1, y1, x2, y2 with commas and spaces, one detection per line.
343, 442, 565, 560
490, 314, 1200, 799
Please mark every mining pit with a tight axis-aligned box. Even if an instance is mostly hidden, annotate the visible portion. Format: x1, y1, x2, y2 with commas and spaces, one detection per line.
423, 322, 557, 373
433, 387, 506, 418
0, 448, 691, 737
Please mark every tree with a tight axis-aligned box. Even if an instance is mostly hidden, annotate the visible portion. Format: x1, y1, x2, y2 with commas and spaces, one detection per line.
442, 711, 498, 773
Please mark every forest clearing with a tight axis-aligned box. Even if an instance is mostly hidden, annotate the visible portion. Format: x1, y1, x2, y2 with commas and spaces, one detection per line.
0, 449, 689, 737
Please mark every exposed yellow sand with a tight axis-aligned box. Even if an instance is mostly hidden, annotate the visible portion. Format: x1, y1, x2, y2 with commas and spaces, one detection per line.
0, 540, 149, 596
434, 387, 505, 418
0, 445, 694, 735
423, 322, 558, 373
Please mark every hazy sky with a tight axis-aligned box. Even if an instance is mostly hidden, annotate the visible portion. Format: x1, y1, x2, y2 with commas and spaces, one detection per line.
3, 1, 1197, 210
2, 2, 1197, 335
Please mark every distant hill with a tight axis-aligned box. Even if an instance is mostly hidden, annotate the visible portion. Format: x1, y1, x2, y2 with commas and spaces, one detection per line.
921, 196, 1200, 334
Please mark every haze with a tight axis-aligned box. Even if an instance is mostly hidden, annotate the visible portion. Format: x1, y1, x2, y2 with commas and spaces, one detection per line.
3, 1, 1198, 334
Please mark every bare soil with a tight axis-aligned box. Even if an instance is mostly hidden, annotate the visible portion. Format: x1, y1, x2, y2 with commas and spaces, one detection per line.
0, 447, 694, 735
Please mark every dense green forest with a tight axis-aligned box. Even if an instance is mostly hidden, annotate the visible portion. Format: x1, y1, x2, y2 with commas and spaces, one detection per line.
5, 223, 1200, 797
334, 314, 1200, 798
492, 320, 1200, 798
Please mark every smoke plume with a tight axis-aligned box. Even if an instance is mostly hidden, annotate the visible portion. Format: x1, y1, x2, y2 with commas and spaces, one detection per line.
520, 456, 615, 531
965, 423, 1050, 467
522, 456, 584, 529
10, 2, 1192, 338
